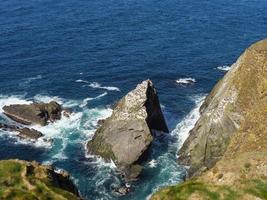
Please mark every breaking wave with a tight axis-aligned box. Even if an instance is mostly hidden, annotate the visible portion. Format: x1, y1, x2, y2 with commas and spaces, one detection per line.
217, 65, 231, 71
88, 82, 120, 91
80, 92, 108, 108
176, 78, 196, 85
171, 95, 205, 148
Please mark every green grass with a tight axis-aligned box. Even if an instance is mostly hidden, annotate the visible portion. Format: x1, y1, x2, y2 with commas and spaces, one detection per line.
0, 160, 80, 200
244, 179, 267, 200
152, 178, 267, 200
151, 179, 239, 200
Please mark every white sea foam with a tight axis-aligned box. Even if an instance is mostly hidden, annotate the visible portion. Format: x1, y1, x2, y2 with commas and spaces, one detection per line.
171, 95, 205, 148
79, 92, 108, 108
176, 77, 196, 85
75, 79, 89, 83
217, 65, 231, 71
88, 82, 120, 91
0, 95, 32, 114
148, 159, 158, 168
33, 95, 63, 104
33, 94, 80, 108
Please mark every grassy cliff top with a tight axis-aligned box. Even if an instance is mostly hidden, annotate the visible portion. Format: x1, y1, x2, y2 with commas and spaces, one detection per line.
0, 159, 81, 200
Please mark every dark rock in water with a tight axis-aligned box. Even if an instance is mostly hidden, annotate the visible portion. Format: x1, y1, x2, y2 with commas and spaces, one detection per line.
113, 185, 131, 196
121, 164, 143, 181
96, 119, 105, 127
17, 127, 43, 140
62, 108, 72, 118
87, 80, 168, 180
3, 101, 62, 126
0, 122, 43, 140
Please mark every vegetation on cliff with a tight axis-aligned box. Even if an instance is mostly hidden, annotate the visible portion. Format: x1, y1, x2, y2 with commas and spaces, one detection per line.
0, 160, 81, 200
152, 39, 267, 199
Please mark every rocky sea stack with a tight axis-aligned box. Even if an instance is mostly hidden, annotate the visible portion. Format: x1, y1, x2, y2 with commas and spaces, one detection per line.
87, 80, 169, 180
3, 101, 62, 126
0, 159, 81, 200
151, 39, 267, 199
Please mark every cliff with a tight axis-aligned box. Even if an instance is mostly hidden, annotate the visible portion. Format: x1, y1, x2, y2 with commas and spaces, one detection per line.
0, 159, 81, 200
151, 39, 267, 199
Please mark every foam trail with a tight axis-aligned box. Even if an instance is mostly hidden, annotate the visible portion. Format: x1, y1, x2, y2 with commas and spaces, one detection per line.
176, 78, 196, 85
75, 79, 89, 83
88, 82, 120, 91
217, 65, 231, 71
23, 75, 42, 84
171, 95, 205, 148
80, 92, 108, 108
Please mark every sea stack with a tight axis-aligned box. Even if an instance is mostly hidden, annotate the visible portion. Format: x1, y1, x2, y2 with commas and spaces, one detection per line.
3, 101, 62, 126
87, 80, 169, 180
178, 39, 267, 177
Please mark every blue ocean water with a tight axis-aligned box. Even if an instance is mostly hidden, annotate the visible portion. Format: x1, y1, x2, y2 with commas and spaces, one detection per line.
1, 0, 267, 199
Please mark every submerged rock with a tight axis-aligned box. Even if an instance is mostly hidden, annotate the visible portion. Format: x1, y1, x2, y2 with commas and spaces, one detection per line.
0, 159, 81, 199
178, 39, 267, 177
87, 80, 168, 180
0, 122, 43, 140
3, 101, 62, 126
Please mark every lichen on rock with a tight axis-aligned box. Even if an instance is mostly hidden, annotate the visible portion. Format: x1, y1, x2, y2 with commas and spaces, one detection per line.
87, 80, 168, 180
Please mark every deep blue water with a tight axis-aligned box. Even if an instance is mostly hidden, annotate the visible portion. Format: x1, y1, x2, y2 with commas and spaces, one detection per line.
1, 0, 267, 199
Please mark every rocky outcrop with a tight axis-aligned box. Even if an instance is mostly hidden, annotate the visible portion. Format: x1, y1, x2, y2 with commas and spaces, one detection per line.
0, 122, 43, 140
3, 101, 62, 126
151, 39, 267, 200
87, 80, 168, 180
178, 39, 267, 177
0, 159, 81, 199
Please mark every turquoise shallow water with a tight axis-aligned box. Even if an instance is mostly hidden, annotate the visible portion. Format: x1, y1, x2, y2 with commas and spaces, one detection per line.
1, 0, 267, 199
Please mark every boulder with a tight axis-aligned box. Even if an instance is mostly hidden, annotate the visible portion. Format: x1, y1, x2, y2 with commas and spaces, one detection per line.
87, 80, 168, 180
3, 101, 62, 126
178, 39, 267, 177
0, 122, 43, 140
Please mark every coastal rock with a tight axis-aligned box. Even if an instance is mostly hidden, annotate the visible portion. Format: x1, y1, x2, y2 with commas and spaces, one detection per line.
0, 122, 43, 140
3, 101, 62, 126
151, 39, 267, 200
0, 159, 81, 199
178, 39, 267, 177
87, 80, 168, 180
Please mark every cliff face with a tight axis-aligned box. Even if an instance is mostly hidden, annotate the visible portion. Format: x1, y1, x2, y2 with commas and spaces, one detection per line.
0, 159, 81, 200
87, 80, 168, 180
178, 39, 267, 177
151, 39, 267, 199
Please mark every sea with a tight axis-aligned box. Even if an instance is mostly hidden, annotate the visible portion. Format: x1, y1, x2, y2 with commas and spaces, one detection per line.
0, 0, 267, 199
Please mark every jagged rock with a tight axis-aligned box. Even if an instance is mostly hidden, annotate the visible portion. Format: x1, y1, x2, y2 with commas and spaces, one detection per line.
87, 80, 168, 180
3, 101, 62, 126
113, 184, 131, 196
178, 39, 267, 177
0, 159, 81, 199
0, 122, 43, 140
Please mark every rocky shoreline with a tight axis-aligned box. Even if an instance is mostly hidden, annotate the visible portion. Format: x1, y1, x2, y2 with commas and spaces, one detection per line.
1, 39, 266, 199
